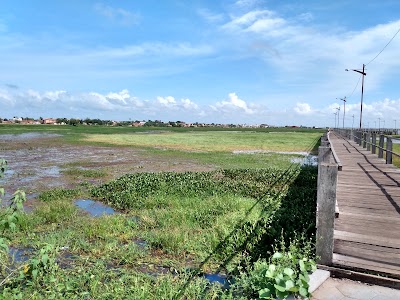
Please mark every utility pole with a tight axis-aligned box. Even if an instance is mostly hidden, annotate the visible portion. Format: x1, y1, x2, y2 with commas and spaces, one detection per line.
334, 112, 337, 128
346, 64, 366, 129
395, 119, 397, 132
378, 118, 381, 131
337, 97, 347, 128
336, 107, 340, 129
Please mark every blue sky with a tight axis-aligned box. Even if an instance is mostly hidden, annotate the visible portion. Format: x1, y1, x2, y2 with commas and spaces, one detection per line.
1, 0, 400, 127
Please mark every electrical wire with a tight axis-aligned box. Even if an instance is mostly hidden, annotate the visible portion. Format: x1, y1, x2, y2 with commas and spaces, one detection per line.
348, 74, 362, 98
366, 26, 400, 66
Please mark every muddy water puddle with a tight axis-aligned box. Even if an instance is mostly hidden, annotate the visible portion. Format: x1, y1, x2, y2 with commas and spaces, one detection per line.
0, 132, 63, 141
9, 246, 34, 263
1, 141, 213, 195
291, 155, 318, 166
75, 199, 118, 217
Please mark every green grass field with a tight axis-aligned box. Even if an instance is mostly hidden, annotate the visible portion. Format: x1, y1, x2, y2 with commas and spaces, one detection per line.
84, 130, 321, 152
0, 125, 321, 299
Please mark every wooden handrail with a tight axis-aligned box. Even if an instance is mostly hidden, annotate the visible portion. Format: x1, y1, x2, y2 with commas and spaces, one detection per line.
327, 131, 343, 171
334, 129, 400, 164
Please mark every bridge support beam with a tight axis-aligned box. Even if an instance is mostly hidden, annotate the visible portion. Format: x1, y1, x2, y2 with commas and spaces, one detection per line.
316, 154, 338, 266
378, 135, 384, 158
372, 133, 376, 154
386, 137, 393, 164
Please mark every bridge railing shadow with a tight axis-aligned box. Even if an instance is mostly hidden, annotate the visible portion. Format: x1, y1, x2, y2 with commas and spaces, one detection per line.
174, 136, 321, 299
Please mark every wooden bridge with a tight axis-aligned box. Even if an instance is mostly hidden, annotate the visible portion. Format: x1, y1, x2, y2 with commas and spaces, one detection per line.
316, 130, 400, 287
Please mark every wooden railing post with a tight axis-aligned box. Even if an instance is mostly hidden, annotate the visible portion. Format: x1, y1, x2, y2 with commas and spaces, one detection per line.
386, 137, 393, 164
318, 146, 331, 164
378, 135, 384, 158
320, 135, 329, 147
358, 132, 363, 146
366, 132, 371, 151
372, 133, 376, 154
363, 132, 367, 148
316, 159, 338, 266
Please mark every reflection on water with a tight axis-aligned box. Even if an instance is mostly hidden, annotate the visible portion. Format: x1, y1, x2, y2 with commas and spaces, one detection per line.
9, 246, 34, 263
75, 199, 117, 217
291, 155, 318, 166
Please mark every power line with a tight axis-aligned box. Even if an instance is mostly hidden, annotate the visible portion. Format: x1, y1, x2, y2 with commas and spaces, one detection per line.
348, 73, 362, 98
366, 26, 400, 66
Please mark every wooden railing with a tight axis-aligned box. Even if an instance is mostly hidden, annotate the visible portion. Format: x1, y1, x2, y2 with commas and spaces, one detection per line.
316, 131, 341, 266
335, 129, 400, 165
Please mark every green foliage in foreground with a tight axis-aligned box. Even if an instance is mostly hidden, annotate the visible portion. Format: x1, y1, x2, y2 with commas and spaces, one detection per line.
0, 165, 318, 299
91, 166, 318, 268
232, 237, 316, 299
91, 168, 295, 210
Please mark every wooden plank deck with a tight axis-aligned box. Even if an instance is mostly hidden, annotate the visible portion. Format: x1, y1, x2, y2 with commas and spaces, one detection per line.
329, 132, 400, 278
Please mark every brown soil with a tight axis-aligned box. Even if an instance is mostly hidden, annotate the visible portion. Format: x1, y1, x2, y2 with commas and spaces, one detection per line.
0, 134, 215, 198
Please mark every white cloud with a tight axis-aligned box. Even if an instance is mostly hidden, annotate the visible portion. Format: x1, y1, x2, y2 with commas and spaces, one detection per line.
87, 42, 214, 59
181, 98, 199, 110
94, 3, 141, 26
43, 90, 67, 102
157, 96, 200, 111
214, 92, 255, 114
235, 0, 261, 8
294, 102, 313, 115
197, 8, 224, 23
106, 89, 131, 105
297, 12, 313, 22
157, 96, 176, 107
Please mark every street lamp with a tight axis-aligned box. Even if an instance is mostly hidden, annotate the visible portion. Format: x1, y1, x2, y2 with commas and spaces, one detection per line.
334, 112, 337, 128
395, 119, 397, 132
378, 118, 381, 131
336, 107, 340, 129
346, 64, 366, 129
352, 114, 355, 129
337, 97, 347, 128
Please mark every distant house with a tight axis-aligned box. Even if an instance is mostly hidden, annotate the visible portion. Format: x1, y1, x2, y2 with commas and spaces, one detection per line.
20, 119, 35, 125
42, 118, 56, 124
132, 121, 146, 127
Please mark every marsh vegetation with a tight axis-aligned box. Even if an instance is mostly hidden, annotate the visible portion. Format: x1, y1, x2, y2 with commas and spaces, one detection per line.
0, 125, 322, 299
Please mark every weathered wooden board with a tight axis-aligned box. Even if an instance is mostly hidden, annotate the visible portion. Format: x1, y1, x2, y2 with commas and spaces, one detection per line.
328, 133, 400, 278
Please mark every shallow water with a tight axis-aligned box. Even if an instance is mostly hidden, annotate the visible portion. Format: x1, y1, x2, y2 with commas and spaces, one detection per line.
75, 199, 117, 217
9, 246, 34, 263
204, 273, 227, 284
291, 155, 318, 166
233, 150, 310, 156
0, 132, 62, 141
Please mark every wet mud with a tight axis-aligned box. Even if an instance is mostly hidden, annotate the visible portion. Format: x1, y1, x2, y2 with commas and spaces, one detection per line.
0, 132, 214, 199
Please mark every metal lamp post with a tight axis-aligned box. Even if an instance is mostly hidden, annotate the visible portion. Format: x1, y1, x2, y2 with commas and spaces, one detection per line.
340, 97, 346, 128
336, 107, 340, 129
334, 112, 337, 128
346, 64, 366, 129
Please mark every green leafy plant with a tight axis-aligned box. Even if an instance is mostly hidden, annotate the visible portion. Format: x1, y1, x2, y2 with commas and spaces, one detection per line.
257, 251, 316, 299
19, 244, 59, 284
232, 236, 316, 299
0, 190, 27, 234
0, 159, 27, 273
